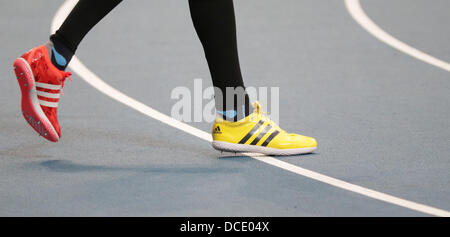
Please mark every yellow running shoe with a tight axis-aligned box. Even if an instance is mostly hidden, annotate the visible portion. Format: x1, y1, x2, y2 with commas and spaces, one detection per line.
212, 102, 317, 155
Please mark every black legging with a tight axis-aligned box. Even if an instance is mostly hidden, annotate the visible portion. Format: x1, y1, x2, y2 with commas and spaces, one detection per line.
51, 0, 249, 117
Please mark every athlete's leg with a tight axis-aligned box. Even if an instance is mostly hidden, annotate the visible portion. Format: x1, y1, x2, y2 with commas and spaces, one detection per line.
50, 0, 122, 70
189, 0, 250, 121
189, 0, 317, 155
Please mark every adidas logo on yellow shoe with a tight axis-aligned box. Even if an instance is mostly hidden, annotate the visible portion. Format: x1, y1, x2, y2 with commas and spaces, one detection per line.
211, 101, 317, 156
213, 126, 222, 134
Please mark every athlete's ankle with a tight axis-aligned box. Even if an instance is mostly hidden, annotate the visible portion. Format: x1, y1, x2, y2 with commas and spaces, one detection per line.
216, 94, 251, 122
46, 34, 74, 71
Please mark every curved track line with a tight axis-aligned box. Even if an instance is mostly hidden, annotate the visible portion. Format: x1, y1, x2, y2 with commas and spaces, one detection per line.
345, 0, 450, 72
52, 0, 450, 217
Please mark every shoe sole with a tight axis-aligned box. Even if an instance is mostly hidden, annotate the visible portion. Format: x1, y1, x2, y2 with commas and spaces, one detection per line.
13, 58, 59, 142
212, 141, 317, 156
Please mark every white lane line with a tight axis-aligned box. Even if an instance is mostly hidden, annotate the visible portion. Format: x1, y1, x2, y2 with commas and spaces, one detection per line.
345, 0, 450, 72
252, 156, 450, 217
52, 0, 450, 217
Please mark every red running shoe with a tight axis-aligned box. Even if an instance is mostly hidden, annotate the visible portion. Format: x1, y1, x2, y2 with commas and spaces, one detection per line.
13, 45, 72, 142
